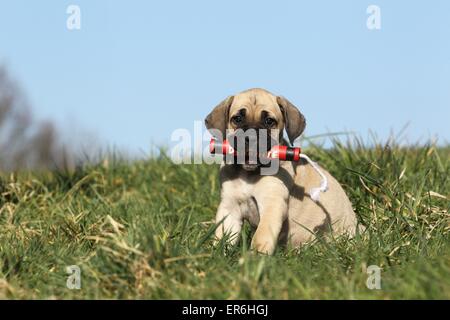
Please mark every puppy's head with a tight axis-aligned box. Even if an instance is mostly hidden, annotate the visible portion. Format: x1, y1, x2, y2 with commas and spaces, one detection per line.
205, 88, 306, 171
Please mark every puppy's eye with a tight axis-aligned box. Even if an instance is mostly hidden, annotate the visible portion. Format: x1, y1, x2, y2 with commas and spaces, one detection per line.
232, 115, 243, 125
264, 117, 276, 127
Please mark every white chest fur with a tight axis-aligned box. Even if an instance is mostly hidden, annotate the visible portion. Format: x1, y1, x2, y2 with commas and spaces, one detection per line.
221, 176, 261, 227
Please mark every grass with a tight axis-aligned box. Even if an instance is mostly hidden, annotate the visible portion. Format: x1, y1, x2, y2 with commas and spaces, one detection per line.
0, 137, 449, 299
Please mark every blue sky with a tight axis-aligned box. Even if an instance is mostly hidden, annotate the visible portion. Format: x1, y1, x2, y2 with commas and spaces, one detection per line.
1, 0, 449, 153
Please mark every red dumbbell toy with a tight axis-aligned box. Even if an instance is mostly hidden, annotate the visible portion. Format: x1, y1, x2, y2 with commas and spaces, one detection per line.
209, 138, 301, 161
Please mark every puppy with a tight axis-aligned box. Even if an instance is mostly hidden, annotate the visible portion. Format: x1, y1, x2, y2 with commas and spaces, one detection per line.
205, 88, 361, 254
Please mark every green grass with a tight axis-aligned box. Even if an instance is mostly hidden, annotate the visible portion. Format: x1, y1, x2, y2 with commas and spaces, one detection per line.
0, 138, 449, 299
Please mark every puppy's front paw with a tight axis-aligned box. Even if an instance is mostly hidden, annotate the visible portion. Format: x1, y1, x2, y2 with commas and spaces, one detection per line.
251, 238, 275, 255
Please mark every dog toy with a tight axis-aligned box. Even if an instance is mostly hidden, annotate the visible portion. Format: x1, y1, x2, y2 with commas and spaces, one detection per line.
209, 138, 301, 161
209, 138, 328, 202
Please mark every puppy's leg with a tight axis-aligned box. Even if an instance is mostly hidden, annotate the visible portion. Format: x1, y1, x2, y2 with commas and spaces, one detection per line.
251, 196, 288, 255
214, 199, 243, 246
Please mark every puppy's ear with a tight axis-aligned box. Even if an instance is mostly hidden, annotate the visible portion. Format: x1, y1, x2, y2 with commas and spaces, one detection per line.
205, 95, 234, 139
277, 96, 306, 144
